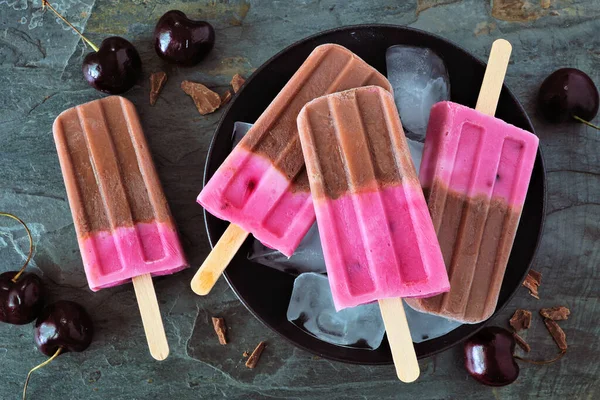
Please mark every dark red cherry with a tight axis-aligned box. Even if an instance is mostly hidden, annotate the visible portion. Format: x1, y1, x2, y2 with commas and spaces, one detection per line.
42, 1, 142, 95
0, 271, 45, 325
24, 301, 94, 399
464, 327, 519, 386
82, 36, 142, 94
538, 68, 599, 124
34, 301, 93, 357
154, 10, 215, 66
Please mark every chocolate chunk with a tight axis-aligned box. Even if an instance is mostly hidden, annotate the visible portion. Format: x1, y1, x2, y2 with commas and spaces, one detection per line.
220, 90, 232, 106
513, 332, 531, 352
522, 269, 542, 299
181, 80, 221, 115
509, 309, 532, 332
528, 269, 542, 283
245, 341, 266, 369
211, 317, 227, 345
149, 71, 167, 106
540, 306, 570, 321
543, 319, 567, 351
231, 73, 245, 93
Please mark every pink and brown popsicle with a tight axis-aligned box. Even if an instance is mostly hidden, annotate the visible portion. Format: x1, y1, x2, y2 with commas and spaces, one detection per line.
298, 86, 450, 382
406, 39, 539, 323
53, 96, 188, 360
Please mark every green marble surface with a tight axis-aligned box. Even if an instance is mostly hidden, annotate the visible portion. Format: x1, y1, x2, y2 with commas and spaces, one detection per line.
0, 0, 598, 398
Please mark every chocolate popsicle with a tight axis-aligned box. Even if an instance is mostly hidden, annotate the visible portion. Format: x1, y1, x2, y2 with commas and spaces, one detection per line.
406, 40, 539, 323
53, 96, 188, 360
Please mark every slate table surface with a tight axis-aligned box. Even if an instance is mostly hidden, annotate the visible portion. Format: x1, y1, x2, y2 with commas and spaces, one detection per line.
0, 0, 598, 399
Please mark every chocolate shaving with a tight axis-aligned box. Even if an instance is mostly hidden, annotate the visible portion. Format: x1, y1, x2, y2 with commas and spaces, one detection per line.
513, 332, 531, 352
245, 341, 266, 369
231, 74, 245, 93
522, 269, 542, 299
509, 309, 532, 332
149, 72, 167, 106
544, 319, 567, 351
242, 351, 249, 358
181, 80, 221, 115
211, 317, 227, 345
220, 90, 232, 106
540, 306, 570, 321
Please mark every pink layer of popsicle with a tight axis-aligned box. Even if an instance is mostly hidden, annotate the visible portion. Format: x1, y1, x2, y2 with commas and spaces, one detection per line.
80, 222, 187, 291
420, 102, 539, 206
316, 184, 451, 311
197, 147, 314, 257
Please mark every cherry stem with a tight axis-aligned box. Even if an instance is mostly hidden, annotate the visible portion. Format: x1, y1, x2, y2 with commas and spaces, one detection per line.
0, 212, 34, 282
22, 347, 63, 400
42, 0, 99, 52
514, 349, 566, 365
573, 115, 600, 130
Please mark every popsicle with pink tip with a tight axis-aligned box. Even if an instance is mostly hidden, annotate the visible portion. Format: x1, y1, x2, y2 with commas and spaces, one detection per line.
297, 85, 450, 382
406, 39, 539, 324
53, 96, 188, 360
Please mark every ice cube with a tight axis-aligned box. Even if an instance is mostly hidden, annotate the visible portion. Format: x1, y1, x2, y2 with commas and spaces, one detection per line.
404, 300, 462, 343
386, 45, 450, 142
287, 273, 386, 349
249, 223, 327, 274
231, 121, 253, 148
407, 138, 424, 176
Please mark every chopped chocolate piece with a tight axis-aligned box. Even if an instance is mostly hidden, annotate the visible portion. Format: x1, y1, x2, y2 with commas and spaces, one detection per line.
540, 306, 570, 321
211, 317, 227, 345
522, 269, 542, 299
181, 80, 221, 115
242, 351, 249, 358
513, 332, 531, 352
245, 341, 266, 369
543, 319, 567, 351
528, 269, 542, 283
231, 73, 245, 93
220, 90, 232, 106
509, 309, 532, 331
149, 72, 167, 106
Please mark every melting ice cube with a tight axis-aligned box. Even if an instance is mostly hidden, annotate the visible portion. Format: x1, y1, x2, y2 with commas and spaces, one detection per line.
248, 223, 327, 275
287, 273, 386, 349
386, 45, 450, 142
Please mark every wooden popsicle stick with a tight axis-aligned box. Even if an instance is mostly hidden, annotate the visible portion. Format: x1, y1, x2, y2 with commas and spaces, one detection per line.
132, 273, 169, 361
191, 223, 249, 295
378, 297, 420, 383
475, 39, 513, 116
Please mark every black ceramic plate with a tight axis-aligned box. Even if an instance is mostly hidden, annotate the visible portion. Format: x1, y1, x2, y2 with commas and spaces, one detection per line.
203, 25, 546, 364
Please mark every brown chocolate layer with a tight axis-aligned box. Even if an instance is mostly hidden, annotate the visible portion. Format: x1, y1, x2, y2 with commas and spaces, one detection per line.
53, 96, 173, 236
298, 86, 417, 200
406, 184, 521, 323
239, 44, 392, 192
